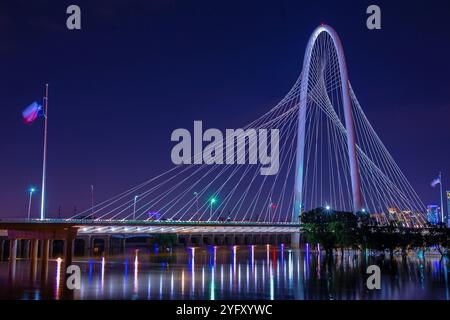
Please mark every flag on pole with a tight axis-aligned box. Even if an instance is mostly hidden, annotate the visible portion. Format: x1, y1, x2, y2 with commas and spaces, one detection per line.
431, 176, 441, 187
22, 101, 43, 125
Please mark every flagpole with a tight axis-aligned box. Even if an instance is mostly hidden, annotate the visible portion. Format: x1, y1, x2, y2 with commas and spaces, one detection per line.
40, 84, 49, 220
439, 172, 444, 224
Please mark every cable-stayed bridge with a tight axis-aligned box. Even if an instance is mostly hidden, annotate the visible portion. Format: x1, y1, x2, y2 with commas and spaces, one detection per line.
0, 24, 428, 262
69, 24, 426, 227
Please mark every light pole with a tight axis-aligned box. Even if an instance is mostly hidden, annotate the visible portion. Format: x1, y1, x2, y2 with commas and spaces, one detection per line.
210, 197, 217, 221
27, 187, 36, 220
133, 195, 138, 220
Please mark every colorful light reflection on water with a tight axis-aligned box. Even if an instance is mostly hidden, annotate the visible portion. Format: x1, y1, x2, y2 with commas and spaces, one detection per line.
0, 246, 449, 300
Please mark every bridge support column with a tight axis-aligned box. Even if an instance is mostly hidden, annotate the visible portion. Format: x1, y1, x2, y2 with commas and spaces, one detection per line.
9, 239, 17, 261
64, 238, 74, 266
30, 239, 39, 263
122, 238, 127, 255
104, 236, 111, 256
90, 236, 95, 256
83, 236, 91, 256
291, 233, 300, 249
41, 239, 50, 283
29, 239, 39, 281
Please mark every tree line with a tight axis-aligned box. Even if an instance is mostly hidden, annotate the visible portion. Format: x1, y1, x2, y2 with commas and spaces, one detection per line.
300, 207, 450, 258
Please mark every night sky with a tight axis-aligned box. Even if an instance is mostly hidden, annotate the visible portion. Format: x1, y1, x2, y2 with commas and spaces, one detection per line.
1, 0, 449, 218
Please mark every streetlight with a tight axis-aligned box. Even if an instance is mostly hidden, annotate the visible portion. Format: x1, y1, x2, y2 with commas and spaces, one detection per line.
325, 205, 331, 211
209, 197, 217, 221
133, 195, 139, 220
27, 187, 36, 220
268, 198, 277, 222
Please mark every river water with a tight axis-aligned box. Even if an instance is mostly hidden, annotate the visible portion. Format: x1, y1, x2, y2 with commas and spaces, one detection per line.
0, 245, 449, 300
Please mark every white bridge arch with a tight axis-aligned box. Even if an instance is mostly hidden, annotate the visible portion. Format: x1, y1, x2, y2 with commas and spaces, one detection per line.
293, 24, 362, 222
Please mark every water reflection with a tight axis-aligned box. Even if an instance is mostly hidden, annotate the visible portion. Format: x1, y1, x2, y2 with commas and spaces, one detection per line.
134, 251, 138, 295
55, 257, 62, 300
0, 246, 449, 300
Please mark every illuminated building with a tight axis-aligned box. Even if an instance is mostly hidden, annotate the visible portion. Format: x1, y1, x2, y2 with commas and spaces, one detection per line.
387, 207, 405, 223
370, 212, 388, 225
447, 191, 450, 227
427, 205, 440, 225
401, 210, 412, 227
387, 207, 397, 221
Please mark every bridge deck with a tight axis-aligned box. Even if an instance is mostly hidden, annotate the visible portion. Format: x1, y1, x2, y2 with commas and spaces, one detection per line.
0, 219, 300, 235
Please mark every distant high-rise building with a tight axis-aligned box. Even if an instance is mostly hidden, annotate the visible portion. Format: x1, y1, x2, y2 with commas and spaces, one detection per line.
370, 212, 388, 225
427, 205, 440, 225
447, 191, 450, 227
402, 210, 412, 227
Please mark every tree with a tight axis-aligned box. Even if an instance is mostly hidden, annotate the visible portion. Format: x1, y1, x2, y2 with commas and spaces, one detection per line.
301, 207, 358, 257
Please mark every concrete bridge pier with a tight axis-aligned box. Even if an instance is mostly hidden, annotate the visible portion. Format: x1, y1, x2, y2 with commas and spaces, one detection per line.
84, 236, 92, 256
7, 226, 78, 270
87, 237, 95, 256
30, 239, 39, 279
104, 236, 111, 256
291, 233, 300, 249
86, 236, 93, 256
9, 239, 17, 261
41, 239, 50, 283
121, 238, 127, 254
63, 237, 74, 266
91, 237, 99, 255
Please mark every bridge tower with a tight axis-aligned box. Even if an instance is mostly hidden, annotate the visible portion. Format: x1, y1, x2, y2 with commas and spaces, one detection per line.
292, 24, 362, 247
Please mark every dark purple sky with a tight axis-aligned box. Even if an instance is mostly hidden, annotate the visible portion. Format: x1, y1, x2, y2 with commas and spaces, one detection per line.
1, 0, 449, 218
